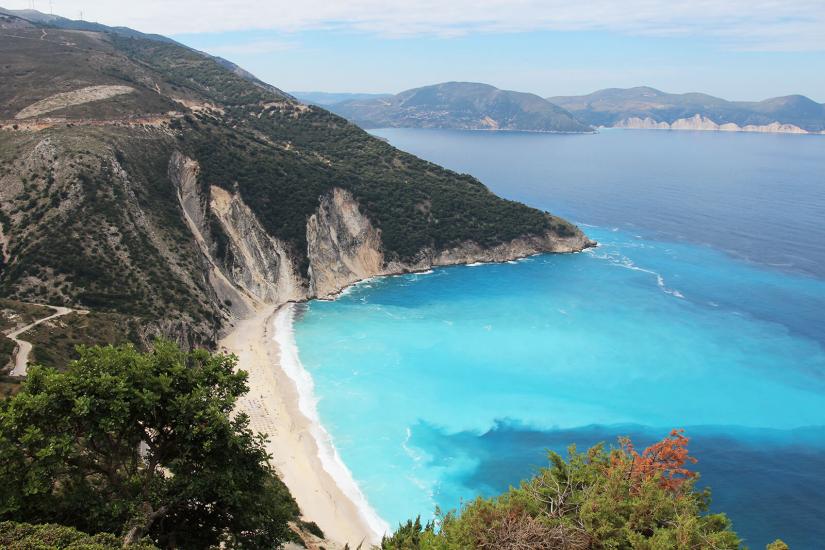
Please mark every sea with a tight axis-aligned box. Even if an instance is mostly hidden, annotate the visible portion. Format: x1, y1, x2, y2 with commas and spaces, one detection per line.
287, 128, 825, 548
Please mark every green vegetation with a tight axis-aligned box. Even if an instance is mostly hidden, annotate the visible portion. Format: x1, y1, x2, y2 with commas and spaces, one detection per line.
0, 26, 177, 120
0, 335, 15, 370
0, 299, 55, 333
382, 430, 782, 549
109, 35, 276, 107
183, 108, 566, 268
1, 299, 59, 372
1, 20, 580, 346
0, 375, 21, 399
0, 126, 220, 345
330, 82, 593, 133
23, 311, 145, 369
0, 521, 158, 549
106, 36, 573, 266
0, 342, 299, 548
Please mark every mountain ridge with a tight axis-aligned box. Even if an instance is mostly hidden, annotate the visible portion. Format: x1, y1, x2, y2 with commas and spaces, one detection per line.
549, 86, 825, 133
0, 9, 590, 359
327, 81, 593, 133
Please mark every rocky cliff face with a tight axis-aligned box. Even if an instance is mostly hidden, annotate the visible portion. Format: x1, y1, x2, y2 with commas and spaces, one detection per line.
432, 231, 591, 265
209, 185, 305, 306
614, 114, 813, 134
171, 163, 593, 314
307, 188, 386, 298
169, 152, 257, 319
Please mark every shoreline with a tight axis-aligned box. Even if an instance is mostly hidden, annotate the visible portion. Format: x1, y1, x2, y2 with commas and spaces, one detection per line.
220, 305, 387, 547
217, 244, 594, 546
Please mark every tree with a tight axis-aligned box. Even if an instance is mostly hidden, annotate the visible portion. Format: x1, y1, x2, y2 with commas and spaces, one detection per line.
613, 428, 698, 493
0, 341, 298, 548
382, 431, 748, 549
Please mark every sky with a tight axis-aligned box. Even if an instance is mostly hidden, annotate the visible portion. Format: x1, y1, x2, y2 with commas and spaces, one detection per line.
6, 0, 825, 101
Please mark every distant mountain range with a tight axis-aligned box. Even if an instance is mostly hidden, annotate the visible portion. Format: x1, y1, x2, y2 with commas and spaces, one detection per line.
298, 82, 825, 135
549, 86, 825, 134
322, 82, 593, 133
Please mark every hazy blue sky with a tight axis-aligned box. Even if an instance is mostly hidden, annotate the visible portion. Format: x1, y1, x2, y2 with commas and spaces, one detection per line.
7, 0, 825, 100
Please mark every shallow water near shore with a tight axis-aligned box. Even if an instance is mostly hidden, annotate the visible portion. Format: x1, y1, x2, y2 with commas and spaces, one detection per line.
293, 129, 825, 548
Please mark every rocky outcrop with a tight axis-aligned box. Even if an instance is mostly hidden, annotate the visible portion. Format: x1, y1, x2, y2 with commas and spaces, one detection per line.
614, 114, 810, 134
169, 152, 258, 318
209, 186, 305, 305
432, 231, 591, 266
307, 188, 385, 298
306, 188, 593, 299
171, 155, 592, 320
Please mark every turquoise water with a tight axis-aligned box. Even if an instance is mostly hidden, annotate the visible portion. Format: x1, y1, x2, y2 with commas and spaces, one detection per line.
293, 129, 825, 548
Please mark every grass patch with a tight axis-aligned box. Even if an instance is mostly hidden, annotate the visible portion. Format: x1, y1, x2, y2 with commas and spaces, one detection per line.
23, 311, 145, 370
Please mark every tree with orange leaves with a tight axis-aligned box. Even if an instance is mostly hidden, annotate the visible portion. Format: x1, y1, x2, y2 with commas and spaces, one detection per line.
383, 429, 752, 550
612, 428, 698, 494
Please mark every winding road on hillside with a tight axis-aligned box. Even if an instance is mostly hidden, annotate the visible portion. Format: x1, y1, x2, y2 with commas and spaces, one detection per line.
5, 306, 76, 376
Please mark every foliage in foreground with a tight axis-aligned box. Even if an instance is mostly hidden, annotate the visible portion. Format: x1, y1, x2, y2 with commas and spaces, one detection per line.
382, 430, 784, 549
0, 520, 158, 549
0, 341, 298, 548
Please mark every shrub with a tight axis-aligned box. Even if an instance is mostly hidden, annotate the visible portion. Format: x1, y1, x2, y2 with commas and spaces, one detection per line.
383, 430, 748, 549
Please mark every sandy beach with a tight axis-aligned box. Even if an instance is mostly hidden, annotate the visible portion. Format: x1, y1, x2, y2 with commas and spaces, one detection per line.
220, 304, 385, 548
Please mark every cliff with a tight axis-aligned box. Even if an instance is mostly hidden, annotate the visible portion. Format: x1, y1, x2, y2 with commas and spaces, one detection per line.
172, 157, 591, 313
614, 114, 813, 134
0, 17, 591, 352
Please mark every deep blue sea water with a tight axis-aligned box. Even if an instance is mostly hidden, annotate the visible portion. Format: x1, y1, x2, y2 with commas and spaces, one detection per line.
292, 129, 825, 548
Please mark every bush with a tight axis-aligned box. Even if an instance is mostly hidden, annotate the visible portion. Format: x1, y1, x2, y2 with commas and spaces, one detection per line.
383, 430, 752, 550
0, 341, 299, 548
0, 521, 158, 549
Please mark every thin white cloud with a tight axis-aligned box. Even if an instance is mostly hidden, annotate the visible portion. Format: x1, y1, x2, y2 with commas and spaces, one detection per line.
10, 0, 825, 51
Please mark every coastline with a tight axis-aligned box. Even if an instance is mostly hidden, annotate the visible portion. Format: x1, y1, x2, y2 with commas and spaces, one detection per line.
216, 238, 594, 547
219, 305, 387, 548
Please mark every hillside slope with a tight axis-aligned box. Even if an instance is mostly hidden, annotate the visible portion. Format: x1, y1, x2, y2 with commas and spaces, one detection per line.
0, 13, 591, 360
549, 86, 825, 133
329, 82, 593, 132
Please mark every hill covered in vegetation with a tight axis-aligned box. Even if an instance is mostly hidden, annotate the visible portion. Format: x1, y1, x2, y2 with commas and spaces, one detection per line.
328, 82, 593, 132
0, 11, 589, 360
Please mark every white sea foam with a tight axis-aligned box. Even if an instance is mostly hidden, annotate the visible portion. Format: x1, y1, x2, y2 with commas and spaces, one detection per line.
591, 249, 685, 299
401, 427, 426, 465
273, 305, 390, 538
337, 285, 355, 297
467, 261, 486, 267
401, 428, 438, 509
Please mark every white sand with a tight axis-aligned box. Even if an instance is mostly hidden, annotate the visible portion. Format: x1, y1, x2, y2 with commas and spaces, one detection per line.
220, 304, 385, 548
